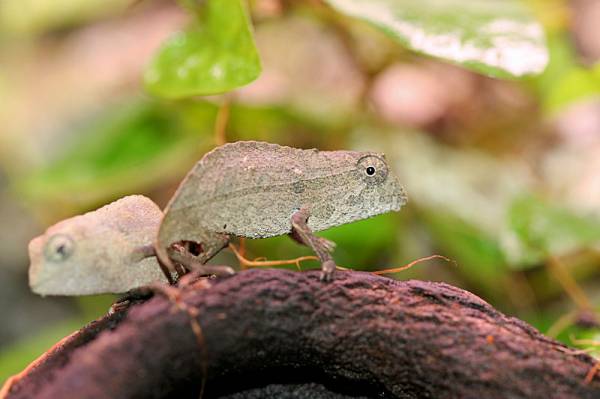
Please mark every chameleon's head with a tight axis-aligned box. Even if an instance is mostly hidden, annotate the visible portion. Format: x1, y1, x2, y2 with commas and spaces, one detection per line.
309, 151, 407, 230
345, 152, 407, 217
28, 218, 95, 296
308, 151, 407, 231
28, 195, 165, 296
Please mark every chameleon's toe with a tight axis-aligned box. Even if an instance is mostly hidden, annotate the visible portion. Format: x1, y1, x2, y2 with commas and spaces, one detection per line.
319, 260, 336, 282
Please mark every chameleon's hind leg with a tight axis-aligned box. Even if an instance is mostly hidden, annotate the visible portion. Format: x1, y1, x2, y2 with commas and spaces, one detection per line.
290, 207, 336, 282
169, 249, 235, 277
168, 232, 234, 278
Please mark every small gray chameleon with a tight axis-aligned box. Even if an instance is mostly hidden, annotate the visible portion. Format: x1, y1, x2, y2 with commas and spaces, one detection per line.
155, 141, 407, 282
28, 141, 407, 295
28, 195, 228, 295
28, 195, 168, 295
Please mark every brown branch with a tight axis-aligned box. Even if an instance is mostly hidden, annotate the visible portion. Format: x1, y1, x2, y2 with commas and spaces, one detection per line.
2, 269, 600, 399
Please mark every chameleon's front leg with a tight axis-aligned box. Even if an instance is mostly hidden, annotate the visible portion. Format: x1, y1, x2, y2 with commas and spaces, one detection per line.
290, 208, 336, 281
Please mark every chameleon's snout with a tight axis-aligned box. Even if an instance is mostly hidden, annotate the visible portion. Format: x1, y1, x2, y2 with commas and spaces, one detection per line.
395, 185, 408, 211
27, 235, 47, 294
387, 174, 408, 212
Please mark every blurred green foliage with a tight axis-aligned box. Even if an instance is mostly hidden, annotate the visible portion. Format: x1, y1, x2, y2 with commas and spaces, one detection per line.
1, 0, 600, 386
0, 295, 115, 383
0, 0, 128, 37
510, 196, 600, 265
20, 100, 218, 209
423, 211, 506, 286
538, 34, 600, 113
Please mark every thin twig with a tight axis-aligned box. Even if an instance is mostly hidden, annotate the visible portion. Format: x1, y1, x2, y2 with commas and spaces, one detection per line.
371, 255, 455, 275
228, 243, 318, 271
547, 255, 593, 311
570, 335, 600, 347
546, 310, 578, 338
214, 99, 231, 146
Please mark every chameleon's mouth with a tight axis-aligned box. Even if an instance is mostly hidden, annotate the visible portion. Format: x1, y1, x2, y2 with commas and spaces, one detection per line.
393, 186, 408, 211
387, 175, 408, 212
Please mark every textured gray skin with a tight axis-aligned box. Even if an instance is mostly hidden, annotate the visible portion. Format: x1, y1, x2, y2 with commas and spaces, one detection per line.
28, 195, 168, 295
156, 141, 407, 279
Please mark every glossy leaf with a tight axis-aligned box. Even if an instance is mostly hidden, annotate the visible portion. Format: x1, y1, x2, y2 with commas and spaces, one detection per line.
325, 0, 548, 78
144, 0, 261, 98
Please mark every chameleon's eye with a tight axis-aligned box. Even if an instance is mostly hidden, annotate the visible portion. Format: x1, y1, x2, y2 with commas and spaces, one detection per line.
357, 155, 388, 185
44, 234, 75, 262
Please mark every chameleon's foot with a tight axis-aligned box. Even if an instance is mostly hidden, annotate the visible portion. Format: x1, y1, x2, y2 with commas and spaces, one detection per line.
320, 260, 336, 282
291, 208, 337, 282
110, 287, 155, 314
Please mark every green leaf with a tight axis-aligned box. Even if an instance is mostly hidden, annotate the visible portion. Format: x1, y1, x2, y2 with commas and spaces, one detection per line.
509, 196, 600, 261
324, 0, 548, 78
144, 0, 261, 98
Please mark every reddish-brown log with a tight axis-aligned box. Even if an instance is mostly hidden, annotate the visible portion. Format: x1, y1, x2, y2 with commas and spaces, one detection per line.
2, 269, 599, 399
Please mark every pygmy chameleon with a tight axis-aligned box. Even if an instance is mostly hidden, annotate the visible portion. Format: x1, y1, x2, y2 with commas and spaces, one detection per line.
28, 195, 169, 295
155, 141, 407, 282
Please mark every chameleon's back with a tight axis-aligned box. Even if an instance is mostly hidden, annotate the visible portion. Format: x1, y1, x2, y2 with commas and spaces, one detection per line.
157, 141, 406, 261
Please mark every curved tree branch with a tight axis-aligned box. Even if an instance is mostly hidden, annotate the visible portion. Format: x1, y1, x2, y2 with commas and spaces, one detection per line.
2, 269, 599, 399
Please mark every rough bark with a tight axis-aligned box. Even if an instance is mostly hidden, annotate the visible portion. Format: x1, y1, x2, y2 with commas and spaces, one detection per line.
2, 269, 599, 399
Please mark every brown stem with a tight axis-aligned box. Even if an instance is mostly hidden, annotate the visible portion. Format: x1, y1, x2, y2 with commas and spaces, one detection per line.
229, 243, 317, 270
213, 99, 231, 146
2, 269, 599, 399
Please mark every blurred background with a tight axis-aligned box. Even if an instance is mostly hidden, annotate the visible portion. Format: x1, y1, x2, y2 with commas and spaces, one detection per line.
1, 0, 599, 383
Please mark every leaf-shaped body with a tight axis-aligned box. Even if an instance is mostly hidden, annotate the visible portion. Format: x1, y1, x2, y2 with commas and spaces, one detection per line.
157, 141, 407, 262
